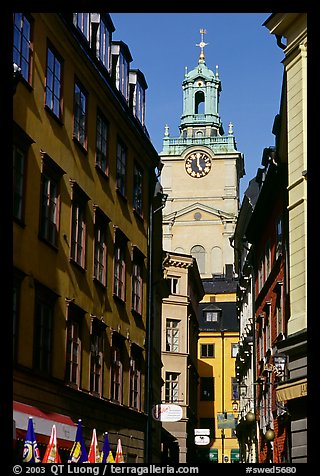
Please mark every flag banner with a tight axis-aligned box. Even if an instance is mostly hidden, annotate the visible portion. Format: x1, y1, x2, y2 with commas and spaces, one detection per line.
22, 417, 41, 463
42, 424, 61, 463
100, 432, 115, 463
88, 428, 100, 463
68, 419, 89, 463
115, 438, 124, 463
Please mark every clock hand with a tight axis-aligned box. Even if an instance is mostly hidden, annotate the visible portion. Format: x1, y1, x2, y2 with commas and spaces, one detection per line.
196, 156, 202, 171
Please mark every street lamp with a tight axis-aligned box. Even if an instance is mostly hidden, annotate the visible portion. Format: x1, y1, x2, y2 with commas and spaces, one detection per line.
232, 400, 239, 412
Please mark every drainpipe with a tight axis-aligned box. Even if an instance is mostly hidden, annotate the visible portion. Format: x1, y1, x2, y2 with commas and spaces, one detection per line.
221, 328, 225, 463
144, 178, 167, 464
251, 249, 259, 463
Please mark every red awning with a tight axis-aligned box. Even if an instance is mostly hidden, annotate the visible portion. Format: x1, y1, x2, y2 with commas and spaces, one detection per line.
13, 401, 76, 449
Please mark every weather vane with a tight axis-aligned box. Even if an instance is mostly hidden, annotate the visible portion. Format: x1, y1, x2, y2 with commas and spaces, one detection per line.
196, 28, 208, 61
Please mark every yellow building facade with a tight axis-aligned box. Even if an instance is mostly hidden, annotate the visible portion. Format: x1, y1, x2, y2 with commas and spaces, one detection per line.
13, 12, 164, 463
197, 286, 240, 463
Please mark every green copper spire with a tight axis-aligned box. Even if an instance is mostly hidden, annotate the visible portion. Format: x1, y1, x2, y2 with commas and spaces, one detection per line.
161, 29, 238, 155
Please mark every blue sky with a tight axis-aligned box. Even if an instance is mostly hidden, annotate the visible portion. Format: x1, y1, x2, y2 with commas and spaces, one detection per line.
110, 13, 285, 199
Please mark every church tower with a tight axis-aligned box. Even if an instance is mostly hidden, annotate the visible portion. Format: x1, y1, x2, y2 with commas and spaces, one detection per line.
160, 29, 245, 278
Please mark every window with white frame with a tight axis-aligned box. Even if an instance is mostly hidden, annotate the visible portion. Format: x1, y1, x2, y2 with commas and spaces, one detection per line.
166, 319, 179, 352
97, 18, 111, 70
13, 13, 33, 84
165, 372, 179, 403
167, 276, 179, 295
73, 80, 88, 149
96, 111, 108, 174
45, 46, 63, 119
204, 310, 220, 322
231, 343, 239, 358
93, 210, 107, 285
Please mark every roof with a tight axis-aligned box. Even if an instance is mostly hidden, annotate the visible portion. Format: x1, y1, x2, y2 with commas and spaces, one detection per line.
202, 277, 238, 294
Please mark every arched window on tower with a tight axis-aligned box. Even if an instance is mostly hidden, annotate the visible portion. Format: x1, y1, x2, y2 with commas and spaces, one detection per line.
194, 90, 205, 114
211, 246, 223, 275
191, 245, 205, 274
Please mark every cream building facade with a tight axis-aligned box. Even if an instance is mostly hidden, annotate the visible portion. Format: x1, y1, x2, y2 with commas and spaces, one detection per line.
160, 32, 244, 279
161, 251, 204, 463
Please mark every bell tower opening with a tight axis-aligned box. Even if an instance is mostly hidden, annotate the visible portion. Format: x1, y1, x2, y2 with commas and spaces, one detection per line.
195, 90, 205, 114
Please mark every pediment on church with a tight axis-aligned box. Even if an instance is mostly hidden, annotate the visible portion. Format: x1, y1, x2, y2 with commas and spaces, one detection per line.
163, 202, 235, 222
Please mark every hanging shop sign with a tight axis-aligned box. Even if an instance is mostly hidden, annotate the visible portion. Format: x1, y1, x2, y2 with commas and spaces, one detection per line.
195, 435, 210, 446
152, 404, 183, 422
217, 413, 237, 429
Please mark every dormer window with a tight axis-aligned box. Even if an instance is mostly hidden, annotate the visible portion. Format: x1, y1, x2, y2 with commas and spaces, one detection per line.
111, 41, 132, 102
96, 18, 111, 71
73, 13, 90, 41
129, 70, 147, 125
203, 304, 222, 323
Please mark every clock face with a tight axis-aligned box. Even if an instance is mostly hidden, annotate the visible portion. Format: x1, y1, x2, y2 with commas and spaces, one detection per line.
185, 151, 212, 178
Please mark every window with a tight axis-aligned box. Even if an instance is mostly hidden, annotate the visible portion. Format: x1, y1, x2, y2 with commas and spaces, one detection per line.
264, 303, 272, 351
276, 217, 283, 259
93, 209, 108, 285
39, 154, 64, 247
73, 81, 87, 149
118, 52, 129, 100
257, 257, 264, 293
90, 319, 104, 395
276, 282, 284, 337
13, 144, 26, 221
70, 182, 88, 268
168, 276, 179, 294
231, 377, 239, 400
129, 350, 141, 410
200, 377, 214, 401
166, 319, 179, 352
97, 19, 111, 70
165, 372, 179, 403
201, 343, 214, 358
116, 140, 127, 196
191, 245, 205, 275
113, 232, 126, 301
45, 46, 63, 119
265, 240, 271, 279
13, 13, 32, 83
133, 162, 143, 216
33, 284, 56, 374
13, 270, 24, 360
204, 310, 220, 322
111, 344, 123, 403
65, 305, 83, 387
133, 82, 145, 124
231, 343, 239, 358
132, 255, 143, 315
96, 111, 108, 174
74, 13, 90, 41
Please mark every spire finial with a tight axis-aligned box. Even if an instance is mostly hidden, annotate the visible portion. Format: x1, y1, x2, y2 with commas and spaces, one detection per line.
196, 28, 208, 63
164, 124, 170, 137
228, 121, 234, 135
